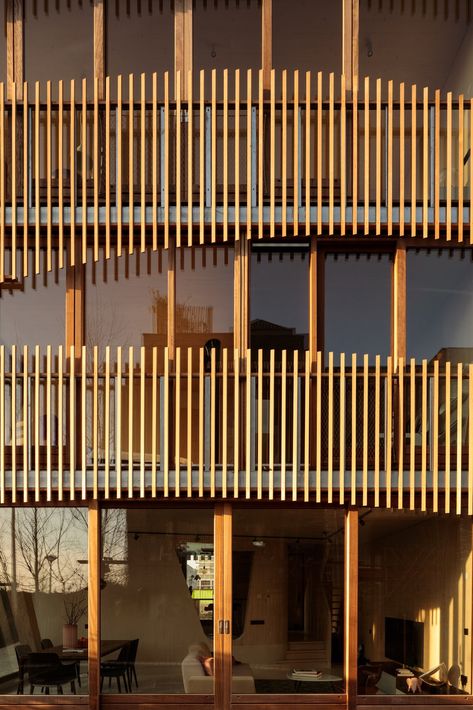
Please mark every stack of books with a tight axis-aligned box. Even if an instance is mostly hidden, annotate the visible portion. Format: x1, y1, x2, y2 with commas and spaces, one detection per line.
292, 668, 322, 679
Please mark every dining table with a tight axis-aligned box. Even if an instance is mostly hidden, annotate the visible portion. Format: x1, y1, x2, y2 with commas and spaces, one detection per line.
38, 640, 130, 662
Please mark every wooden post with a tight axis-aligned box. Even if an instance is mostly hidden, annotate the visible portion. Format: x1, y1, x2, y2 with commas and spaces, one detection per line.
93, 0, 105, 100
391, 243, 407, 362
88, 501, 101, 710
261, 0, 272, 96
66, 259, 85, 359
175, 0, 193, 99
309, 241, 325, 365
342, 0, 359, 93
345, 507, 358, 710
7, 0, 23, 101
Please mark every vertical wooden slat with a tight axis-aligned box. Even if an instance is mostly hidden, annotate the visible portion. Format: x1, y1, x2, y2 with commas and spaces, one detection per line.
445, 361, 451, 514
470, 99, 473, 244
34, 81, 40, 274
374, 354, 380, 507
34, 346, 40, 502
223, 69, 229, 242
364, 76, 369, 235
245, 349, 251, 499
93, 76, 99, 261
305, 71, 311, 236
345, 508, 359, 710
164, 71, 169, 249
105, 76, 111, 259
117, 75, 123, 256
128, 74, 134, 254
0, 83, 4, 282
211, 69, 217, 242
375, 78, 381, 235
22, 81, 28, 276
58, 81, 64, 268
422, 86, 428, 238
81, 345, 87, 500
339, 352, 346, 504
257, 349, 263, 498
387, 80, 393, 234
188, 69, 193, 246
281, 350, 287, 500
58, 346, 63, 501
164, 346, 169, 497
386, 356, 393, 508
151, 347, 157, 498
70, 79, 76, 266
397, 357, 404, 509
9, 82, 16, 278
139, 346, 145, 497
198, 347, 204, 496
328, 72, 334, 234
315, 351, 322, 502
88, 502, 101, 710
199, 69, 205, 243
234, 69, 240, 241
362, 353, 368, 506
210, 347, 216, 497
352, 76, 358, 235
399, 82, 405, 236
187, 347, 192, 496
432, 359, 439, 513
46, 82, 51, 271
340, 73, 346, 235
292, 350, 299, 501
270, 69, 276, 236
351, 353, 357, 505
458, 94, 464, 242
222, 348, 228, 499
22, 346, 28, 502
140, 73, 146, 252
328, 351, 334, 503
233, 349, 239, 498
93, 345, 99, 500
304, 350, 310, 502
282, 69, 288, 237
421, 358, 427, 511
81, 78, 87, 264
69, 347, 75, 500
411, 84, 417, 237
11, 346, 17, 503
152, 73, 158, 250
104, 346, 110, 499
175, 347, 181, 497
434, 89, 440, 239
457, 363, 463, 515
267, 349, 275, 500
293, 70, 300, 236
469, 364, 473, 515
446, 91, 452, 241
409, 358, 416, 510
176, 70, 182, 247
116, 347, 122, 499
0, 347, 4, 504
45, 345, 53, 501
128, 346, 134, 498
258, 69, 264, 239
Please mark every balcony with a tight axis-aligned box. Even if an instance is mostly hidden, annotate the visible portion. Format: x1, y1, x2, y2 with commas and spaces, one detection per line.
0, 70, 471, 278
1, 345, 471, 508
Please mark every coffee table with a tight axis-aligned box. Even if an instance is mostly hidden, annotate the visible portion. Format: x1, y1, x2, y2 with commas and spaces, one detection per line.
287, 671, 343, 692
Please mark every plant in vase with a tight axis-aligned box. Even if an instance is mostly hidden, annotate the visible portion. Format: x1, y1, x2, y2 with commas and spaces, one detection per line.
63, 593, 87, 649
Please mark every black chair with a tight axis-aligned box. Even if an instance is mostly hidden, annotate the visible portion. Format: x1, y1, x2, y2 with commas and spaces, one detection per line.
27, 653, 77, 695
126, 639, 139, 689
40, 639, 53, 650
40, 638, 81, 687
101, 643, 131, 693
15, 644, 32, 694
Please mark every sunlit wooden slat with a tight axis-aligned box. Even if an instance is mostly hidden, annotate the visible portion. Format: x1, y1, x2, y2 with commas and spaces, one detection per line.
152, 73, 158, 250
352, 77, 358, 235
386, 356, 393, 508
140, 73, 146, 252
362, 354, 368, 506
305, 71, 310, 237
469, 364, 473, 515
164, 71, 170, 249
399, 82, 405, 237
105, 77, 111, 258
269, 349, 275, 500
445, 361, 451, 514
257, 349, 263, 499
117, 75, 123, 256
340, 74, 346, 236
245, 349, 251, 498
199, 347, 204, 496
270, 69, 276, 236
387, 80, 393, 235
34, 346, 40, 501
23, 81, 28, 276
456, 363, 463, 514
446, 91, 452, 241
421, 358, 427, 511
188, 70, 193, 247
104, 346, 110, 499
175, 347, 181, 497
187, 347, 192, 497
128, 74, 134, 254
234, 69, 240, 241
411, 84, 417, 237
223, 69, 229, 242
164, 346, 170, 497
200, 70, 205, 243
258, 69, 263, 239
22, 346, 28, 502
434, 89, 440, 239
151, 347, 158, 497
339, 352, 346, 504
81, 78, 87, 263
140, 345, 146, 498
409, 358, 416, 510
281, 349, 287, 500
210, 347, 216, 497
116, 347, 122, 498
375, 78, 381, 235
374, 354, 380, 507
222, 348, 228, 499
46, 82, 51, 271
328, 352, 334, 503
69, 346, 75, 500
282, 69, 288, 237
212, 69, 217, 242
58, 81, 64, 268
351, 354, 357, 505
458, 94, 464, 242
58, 345, 63, 501
432, 359, 439, 513
34, 81, 40, 273
304, 350, 310, 502
292, 350, 299, 501
328, 72, 334, 235
176, 71, 182, 247
316, 351, 322, 502
233, 349, 240, 498
11, 346, 17, 503
128, 346, 134, 498
422, 86, 428, 238
93, 345, 98, 499
364, 76, 369, 235
93, 76, 99, 260
397, 357, 404, 509
81, 345, 87, 499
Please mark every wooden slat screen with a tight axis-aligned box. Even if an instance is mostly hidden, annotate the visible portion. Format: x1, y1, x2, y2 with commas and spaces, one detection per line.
0, 345, 472, 510
0, 71, 472, 281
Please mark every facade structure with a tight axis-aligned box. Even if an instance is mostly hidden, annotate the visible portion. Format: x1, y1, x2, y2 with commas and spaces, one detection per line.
0, 1, 473, 709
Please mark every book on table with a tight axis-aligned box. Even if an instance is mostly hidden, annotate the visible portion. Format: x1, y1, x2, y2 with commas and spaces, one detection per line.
292, 669, 322, 678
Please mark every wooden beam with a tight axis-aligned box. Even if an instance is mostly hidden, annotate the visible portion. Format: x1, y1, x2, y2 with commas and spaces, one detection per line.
309, 241, 325, 363
88, 501, 101, 710
175, 0, 193, 99
93, 0, 105, 100
65, 254, 85, 358
342, 0, 359, 93
345, 507, 358, 710
261, 0, 272, 95
391, 242, 406, 362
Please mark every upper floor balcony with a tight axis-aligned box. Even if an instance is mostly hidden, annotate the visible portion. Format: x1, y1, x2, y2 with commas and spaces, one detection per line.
0, 68, 472, 282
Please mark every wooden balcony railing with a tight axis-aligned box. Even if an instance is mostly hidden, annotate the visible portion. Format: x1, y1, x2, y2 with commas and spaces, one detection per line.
1, 345, 472, 510
0, 70, 472, 282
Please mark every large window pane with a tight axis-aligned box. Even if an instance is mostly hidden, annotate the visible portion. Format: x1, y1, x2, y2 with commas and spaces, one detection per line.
101, 508, 214, 694
359, 510, 472, 695
232, 508, 345, 695
0, 508, 88, 695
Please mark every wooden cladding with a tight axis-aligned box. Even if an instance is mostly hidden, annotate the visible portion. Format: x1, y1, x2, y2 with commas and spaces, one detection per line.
1, 345, 473, 512
0, 71, 473, 281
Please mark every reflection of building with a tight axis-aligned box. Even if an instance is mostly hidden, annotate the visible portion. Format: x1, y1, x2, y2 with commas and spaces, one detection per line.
0, 0, 472, 706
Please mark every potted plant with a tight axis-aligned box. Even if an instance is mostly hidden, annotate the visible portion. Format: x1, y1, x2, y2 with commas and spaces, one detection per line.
63, 594, 87, 649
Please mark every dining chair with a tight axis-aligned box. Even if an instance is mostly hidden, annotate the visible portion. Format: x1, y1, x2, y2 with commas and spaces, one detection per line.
40, 637, 81, 686
40, 639, 53, 650
27, 653, 77, 695
126, 639, 139, 689
15, 644, 32, 694
101, 643, 131, 693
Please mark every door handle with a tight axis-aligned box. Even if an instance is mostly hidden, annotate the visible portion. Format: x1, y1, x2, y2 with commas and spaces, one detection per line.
218, 620, 224, 634
224, 620, 230, 635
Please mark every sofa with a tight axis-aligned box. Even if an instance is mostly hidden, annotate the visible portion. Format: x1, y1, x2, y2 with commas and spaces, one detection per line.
181, 642, 256, 694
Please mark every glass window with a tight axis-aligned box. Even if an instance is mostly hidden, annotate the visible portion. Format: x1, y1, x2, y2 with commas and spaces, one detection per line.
407, 250, 473, 363
101, 508, 214, 694
232, 508, 345, 695
324, 252, 391, 362
358, 509, 472, 696
0, 508, 88, 695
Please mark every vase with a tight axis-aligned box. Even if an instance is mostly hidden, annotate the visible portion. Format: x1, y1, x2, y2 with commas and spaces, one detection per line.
63, 623, 78, 649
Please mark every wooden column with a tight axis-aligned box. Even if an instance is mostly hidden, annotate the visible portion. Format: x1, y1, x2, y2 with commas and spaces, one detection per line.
261, 0, 272, 96
391, 242, 406, 362
342, 0, 359, 93
309, 241, 324, 364
175, 0, 193, 98
345, 507, 358, 710
66, 260, 85, 358
234, 238, 250, 354
214, 503, 232, 710
94, 0, 105, 100
7, 0, 23, 100
88, 501, 101, 710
